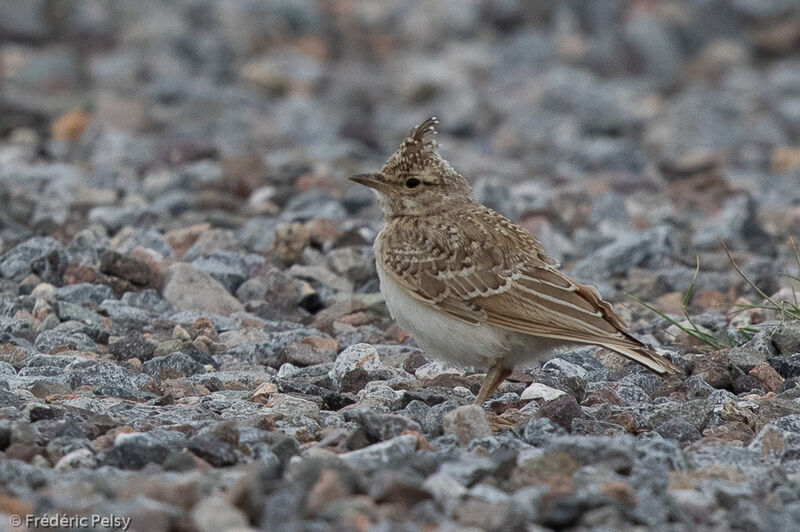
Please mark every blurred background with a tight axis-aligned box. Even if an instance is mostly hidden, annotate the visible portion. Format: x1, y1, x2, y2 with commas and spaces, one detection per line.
1, 0, 800, 300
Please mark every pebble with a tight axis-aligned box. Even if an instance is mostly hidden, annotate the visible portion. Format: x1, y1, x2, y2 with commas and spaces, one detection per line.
520, 382, 567, 401
163, 264, 245, 315
340, 434, 419, 475
328, 343, 387, 390
442, 405, 491, 444
190, 496, 250, 532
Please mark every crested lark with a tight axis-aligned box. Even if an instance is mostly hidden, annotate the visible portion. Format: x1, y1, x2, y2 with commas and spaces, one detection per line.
350, 117, 680, 405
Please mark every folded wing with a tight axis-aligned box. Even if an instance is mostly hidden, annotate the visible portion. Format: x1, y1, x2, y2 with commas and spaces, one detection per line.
378, 206, 680, 375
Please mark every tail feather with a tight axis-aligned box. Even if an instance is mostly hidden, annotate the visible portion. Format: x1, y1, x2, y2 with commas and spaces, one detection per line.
599, 342, 681, 375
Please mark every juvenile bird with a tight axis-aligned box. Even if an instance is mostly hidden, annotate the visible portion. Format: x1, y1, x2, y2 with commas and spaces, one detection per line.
350, 117, 680, 405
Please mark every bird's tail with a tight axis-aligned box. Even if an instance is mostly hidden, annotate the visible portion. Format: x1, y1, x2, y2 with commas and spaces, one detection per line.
599, 340, 682, 375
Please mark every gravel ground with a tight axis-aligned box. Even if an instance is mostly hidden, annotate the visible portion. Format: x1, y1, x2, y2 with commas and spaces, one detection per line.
2, 1, 800, 531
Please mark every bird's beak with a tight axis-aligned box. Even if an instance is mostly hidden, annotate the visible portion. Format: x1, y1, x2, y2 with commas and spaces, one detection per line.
349, 173, 392, 194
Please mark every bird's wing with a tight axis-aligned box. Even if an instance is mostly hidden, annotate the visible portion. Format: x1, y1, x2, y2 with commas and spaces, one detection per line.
378, 206, 680, 375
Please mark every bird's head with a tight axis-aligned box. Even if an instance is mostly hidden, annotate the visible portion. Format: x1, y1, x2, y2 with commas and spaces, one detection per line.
349, 117, 473, 217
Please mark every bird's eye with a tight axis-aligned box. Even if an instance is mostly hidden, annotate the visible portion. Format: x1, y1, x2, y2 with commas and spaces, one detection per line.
405, 178, 421, 189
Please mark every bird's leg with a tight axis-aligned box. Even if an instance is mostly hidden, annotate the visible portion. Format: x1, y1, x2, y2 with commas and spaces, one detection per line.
474, 359, 513, 405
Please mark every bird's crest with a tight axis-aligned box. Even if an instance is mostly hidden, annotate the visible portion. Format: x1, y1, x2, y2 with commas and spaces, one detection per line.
381, 116, 441, 177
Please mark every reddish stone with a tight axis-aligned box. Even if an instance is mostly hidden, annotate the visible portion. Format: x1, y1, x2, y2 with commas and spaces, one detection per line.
305, 218, 340, 246
296, 173, 337, 193
165, 224, 210, 260
381, 324, 410, 343
402, 351, 428, 374
581, 388, 624, 407
4, 443, 43, 462
306, 469, 351, 514
654, 292, 684, 315
538, 394, 583, 430
92, 426, 136, 450
701, 421, 754, 446
300, 336, 339, 352
221, 153, 269, 198
337, 311, 373, 327
130, 247, 167, 290
51, 109, 91, 141
190, 317, 219, 341
63, 263, 97, 284
693, 289, 727, 312
749, 363, 785, 393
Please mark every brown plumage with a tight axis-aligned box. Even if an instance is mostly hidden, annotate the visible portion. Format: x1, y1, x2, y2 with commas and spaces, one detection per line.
351, 117, 680, 405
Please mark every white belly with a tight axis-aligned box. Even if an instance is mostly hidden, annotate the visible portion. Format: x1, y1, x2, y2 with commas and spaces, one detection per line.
376, 262, 565, 370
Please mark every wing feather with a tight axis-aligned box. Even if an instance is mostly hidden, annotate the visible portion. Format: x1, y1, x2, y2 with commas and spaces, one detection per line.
376, 205, 680, 375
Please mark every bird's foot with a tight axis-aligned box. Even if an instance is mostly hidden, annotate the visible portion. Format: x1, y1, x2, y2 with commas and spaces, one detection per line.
486, 412, 516, 432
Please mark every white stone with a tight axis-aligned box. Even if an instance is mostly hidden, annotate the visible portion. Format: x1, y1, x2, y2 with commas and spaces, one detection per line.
277, 363, 299, 379
414, 360, 459, 380
543, 358, 588, 379
190, 496, 249, 532
54, 448, 97, 471
328, 343, 386, 384
423, 472, 467, 514
520, 382, 566, 401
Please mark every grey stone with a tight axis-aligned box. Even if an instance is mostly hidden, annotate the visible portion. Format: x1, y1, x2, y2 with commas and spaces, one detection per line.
54, 283, 116, 306
237, 217, 278, 254
281, 189, 347, 222
349, 409, 421, 443
191, 251, 265, 293
328, 343, 387, 389
643, 399, 714, 431
0, 386, 22, 409
423, 400, 460, 437
772, 354, 800, 379
98, 300, 155, 329
34, 329, 97, 353
773, 322, 800, 356
163, 263, 244, 315
55, 301, 105, 326
655, 417, 702, 446
101, 430, 188, 470
109, 330, 156, 362
326, 247, 376, 286
624, 12, 681, 86
170, 311, 240, 333
571, 226, 681, 283
727, 345, 766, 372
188, 423, 238, 467
686, 445, 761, 469
65, 228, 110, 266
748, 414, 800, 464
142, 353, 206, 378
694, 194, 776, 257
54, 448, 97, 471
443, 405, 492, 445
0, 237, 66, 283
121, 289, 173, 313
339, 434, 418, 474
183, 229, 241, 262
88, 205, 156, 233
0, 0, 50, 41
113, 228, 174, 258
74, 361, 153, 398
